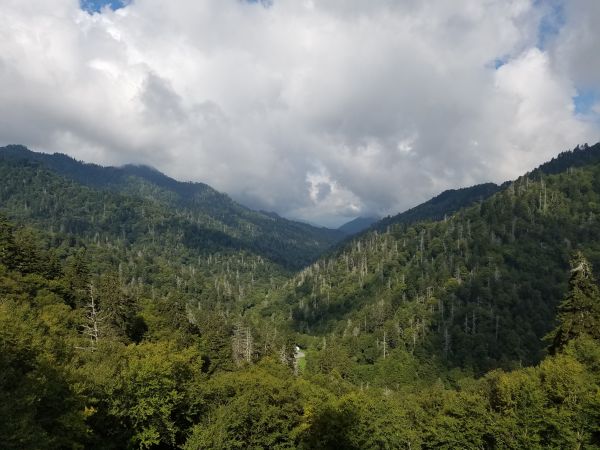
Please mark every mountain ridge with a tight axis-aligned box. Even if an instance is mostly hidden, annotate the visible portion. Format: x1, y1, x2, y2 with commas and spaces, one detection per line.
279, 141, 600, 373
338, 216, 380, 235
355, 142, 600, 239
1, 142, 600, 449
0, 145, 345, 269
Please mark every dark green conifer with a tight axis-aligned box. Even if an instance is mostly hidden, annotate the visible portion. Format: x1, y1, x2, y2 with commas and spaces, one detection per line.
549, 252, 600, 353
0, 215, 17, 268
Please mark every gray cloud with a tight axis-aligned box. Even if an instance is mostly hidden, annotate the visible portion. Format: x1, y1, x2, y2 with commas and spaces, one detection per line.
0, 0, 598, 227
551, 0, 600, 90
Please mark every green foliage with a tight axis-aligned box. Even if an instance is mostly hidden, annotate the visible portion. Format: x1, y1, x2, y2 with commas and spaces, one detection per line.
0, 215, 18, 266
0, 145, 344, 270
77, 340, 205, 449
374, 182, 501, 231
281, 154, 600, 374
2, 143, 600, 449
548, 252, 600, 353
184, 362, 311, 450
0, 300, 86, 449
300, 391, 418, 449
483, 349, 600, 449
96, 272, 146, 342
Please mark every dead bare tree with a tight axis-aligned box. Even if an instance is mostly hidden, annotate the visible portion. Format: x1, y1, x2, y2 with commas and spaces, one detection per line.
78, 283, 105, 351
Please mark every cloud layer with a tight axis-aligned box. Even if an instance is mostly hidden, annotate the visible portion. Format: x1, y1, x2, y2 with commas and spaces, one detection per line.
0, 0, 599, 226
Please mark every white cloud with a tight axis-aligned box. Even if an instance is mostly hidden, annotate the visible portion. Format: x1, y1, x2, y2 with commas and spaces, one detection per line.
0, 0, 598, 226
551, 0, 600, 90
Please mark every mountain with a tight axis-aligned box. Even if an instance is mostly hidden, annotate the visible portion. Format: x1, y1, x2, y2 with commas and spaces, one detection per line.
279, 142, 600, 374
338, 216, 380, 235
0, 145, 344, 269
2, 204, 599, 449
1, 142, 600, 449
358, 143, 600, 238
532, 142, 600, 176
324, 183, 502, 259
374, 183, 502, 231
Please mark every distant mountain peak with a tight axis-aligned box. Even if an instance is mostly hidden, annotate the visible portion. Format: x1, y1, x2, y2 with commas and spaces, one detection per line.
338, 216, 380, 235
368, 182, 501, 234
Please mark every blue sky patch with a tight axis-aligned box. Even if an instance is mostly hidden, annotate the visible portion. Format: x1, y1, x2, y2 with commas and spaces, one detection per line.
536, 0, 565, 50
485, 56, 508, 71
81, 0, 269, 13
246, 0, 274, 7
493, 57, 507, 70
80, 0, 128, 14
573, 89, 599, 116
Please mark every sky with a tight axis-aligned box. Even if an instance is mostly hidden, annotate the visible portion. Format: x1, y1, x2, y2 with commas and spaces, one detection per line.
1, 1, 599, 227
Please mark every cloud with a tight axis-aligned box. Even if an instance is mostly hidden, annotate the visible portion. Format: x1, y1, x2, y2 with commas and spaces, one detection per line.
549, 0, 600, 126
0, 0, 598, 227
551, 0, 600, 90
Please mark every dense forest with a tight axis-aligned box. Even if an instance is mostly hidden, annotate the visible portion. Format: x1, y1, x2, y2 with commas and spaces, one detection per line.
1, 143, 600, 449
0, 145, 344, 270
283, 144, 600, 374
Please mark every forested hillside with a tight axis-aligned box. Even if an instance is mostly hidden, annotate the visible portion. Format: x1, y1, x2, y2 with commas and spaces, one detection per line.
1, 213, 599, 449
374, 182, 502, 231
281, 143, 600, 375
338, 216, 380, 235
1, 143, 600, 449
368, 143, 600, 235
0, 145, 344, 270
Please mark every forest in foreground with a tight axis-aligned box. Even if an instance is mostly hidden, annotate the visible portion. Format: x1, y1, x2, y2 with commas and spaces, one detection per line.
1, 143, 600, 449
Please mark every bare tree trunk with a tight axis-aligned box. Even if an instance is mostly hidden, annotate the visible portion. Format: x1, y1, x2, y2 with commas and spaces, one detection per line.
80, 284, 104, 350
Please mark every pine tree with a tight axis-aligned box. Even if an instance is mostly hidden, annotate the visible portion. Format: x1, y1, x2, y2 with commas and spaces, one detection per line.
97, 273, 140, 341
548, 252, 600, 354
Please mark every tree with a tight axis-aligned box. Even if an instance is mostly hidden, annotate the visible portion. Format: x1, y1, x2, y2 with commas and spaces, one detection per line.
0, 215, 17, 268
63, 249, 91, 308
80, 283, 106, 350
232, 322, 253, 366
0, 301, 86, 449
299, 391, 418, 450
549, 252, 600, 354
97, 273, 145, 342
79, 340, 204, 450
184, 363, 307, 450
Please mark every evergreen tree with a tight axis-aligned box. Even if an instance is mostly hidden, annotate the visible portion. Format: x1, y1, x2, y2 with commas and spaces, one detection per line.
97, 273, 145, 342
0, 215, 17, 268
549, 252, 600, 354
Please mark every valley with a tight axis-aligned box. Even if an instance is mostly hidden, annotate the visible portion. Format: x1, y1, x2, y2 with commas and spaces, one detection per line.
1, 143, 600, 448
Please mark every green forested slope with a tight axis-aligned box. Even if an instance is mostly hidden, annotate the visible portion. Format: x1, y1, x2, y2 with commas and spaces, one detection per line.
338, 216, 380, 235
0, 145, 344, 269
364, 142, 600, 235
2, 143, 600, 449
374, 182, 501, 231
1, 214, 599, 449
0, 148, 304, 383
280, 144, 600, 375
